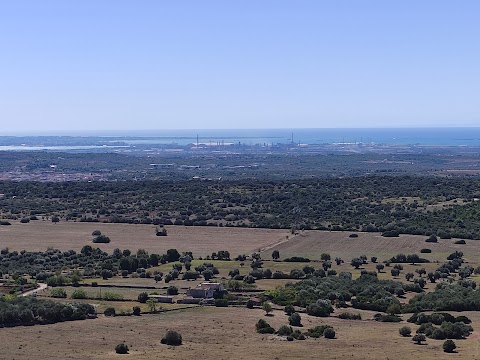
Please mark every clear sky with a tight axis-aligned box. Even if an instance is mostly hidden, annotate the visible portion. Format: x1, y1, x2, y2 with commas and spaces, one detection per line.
0, 1, 479, 132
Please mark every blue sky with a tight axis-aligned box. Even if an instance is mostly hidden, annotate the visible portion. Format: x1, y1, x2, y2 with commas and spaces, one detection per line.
0, 1, 479, 132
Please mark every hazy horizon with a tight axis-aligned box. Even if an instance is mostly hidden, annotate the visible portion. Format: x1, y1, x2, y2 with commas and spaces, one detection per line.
1, 1, 479, 132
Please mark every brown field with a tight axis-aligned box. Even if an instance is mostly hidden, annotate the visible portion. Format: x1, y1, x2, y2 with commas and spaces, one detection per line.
1, 306, 480, 359
264, 230, 480, 263
0, 221, 288, 256
3, 224, 480, 359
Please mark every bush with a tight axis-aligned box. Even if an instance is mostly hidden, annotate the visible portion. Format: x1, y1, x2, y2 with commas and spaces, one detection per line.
306, 301, 333, 317
161, 330, 182, 346
92, 235, 110, 243
399, 326, 412, 337
339, 312, 361, 320
50, 288, 67, 298
284, 256, 310, 263
426, 234, 438, 243
277, 325, 293, 336
443, 339, 456, 353
454, 240, 466, 245
104, 307, 116, 317
284, 305, 295, 315
92, 230, 101, 236
115, 343, 129, 354
166, 286, 178, 295
349, 233, 358, 238
374, 314, 402, 322
71, 289, 87, 299
420, 248, 432, 253
382, 230, 400, 237
256, 319, 275, 334
323, 327, 336, 339
215, 299, 228, 307
288, 312, 302, 327
307, 325, 333, 338
132, 306, 141, 316
182, 271, 200, 280
138, 292, 149, 303
412, 334, 426, 345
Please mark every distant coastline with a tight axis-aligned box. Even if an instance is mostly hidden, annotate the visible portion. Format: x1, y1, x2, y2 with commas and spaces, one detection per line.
1, 127, 480, 147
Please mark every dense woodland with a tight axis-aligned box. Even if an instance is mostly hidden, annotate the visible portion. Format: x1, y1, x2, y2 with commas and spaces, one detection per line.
2, 176, 480, 238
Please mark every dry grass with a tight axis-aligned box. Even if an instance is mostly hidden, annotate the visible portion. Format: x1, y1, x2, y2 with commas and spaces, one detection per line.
1, 306, 480, 359
264, 230, 480, 263
0, 221, 288, 256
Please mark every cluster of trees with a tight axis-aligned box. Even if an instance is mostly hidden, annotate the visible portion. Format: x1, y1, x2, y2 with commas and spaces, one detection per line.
2, 176, 480, 237
267, 272, 407, 313
0, 246, 188, 283
256, 319, 335, 341
0, 296, 95, 326
406, 283, 480, 312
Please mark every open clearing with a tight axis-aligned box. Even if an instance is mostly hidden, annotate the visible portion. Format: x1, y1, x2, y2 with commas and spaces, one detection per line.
1, 306, 480, 360
264, 230, 480, 263
1, 221, 477, 263
0, 221, 288, 256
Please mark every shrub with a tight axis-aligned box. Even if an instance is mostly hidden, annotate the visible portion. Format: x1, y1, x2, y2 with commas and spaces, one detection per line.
382, 230, 400, 237
339, 312, 361, 320
115, 343, 129, 354
132, 306, 141, 316
349, 233, 358, 238
307, 325, 333, 338
182, 271, 200, 280
426, 235, 438, 243
161, 330, 182, 346
262, 302, 272, 315
284, 305, 295, 315
277, 325, 293, 336
284, 256, 310, 263
306, 301, 333, 317
443, 339, 456, 353
246, 299, 255, 309
92, 235, 110, 243
374, 313, 402, 322
288, 312, 302, 327
50, 288, 67, 298
71, 289, 87, 299
138, 292, 149, 303
454, 240, 466, 245
399, 326, 412, 337
323, 328, 336, 339
215, 299, 228, 307
92, 230, 101, 236
320, 253, 331, 261
412, 334, 426, 345
166, 286, 178, 295
104, 307, 116, 316
420, 248, 432, 253
286, 336, 294, 341
256, 319, 275, 334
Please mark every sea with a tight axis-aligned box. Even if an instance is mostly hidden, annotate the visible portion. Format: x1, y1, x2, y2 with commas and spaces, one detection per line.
2, 128, 480, 149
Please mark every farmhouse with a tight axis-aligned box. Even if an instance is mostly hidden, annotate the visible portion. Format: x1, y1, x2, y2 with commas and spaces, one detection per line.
187, 287, 213, 299
186, 282, 224, 299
